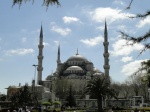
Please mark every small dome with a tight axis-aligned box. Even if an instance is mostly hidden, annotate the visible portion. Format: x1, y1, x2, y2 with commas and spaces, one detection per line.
93, 67, 102, 73
66, 66, 83, 71
46, 75, 53, 80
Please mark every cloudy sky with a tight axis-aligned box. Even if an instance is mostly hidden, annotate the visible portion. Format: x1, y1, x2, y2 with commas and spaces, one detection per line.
0, 0, 149, 94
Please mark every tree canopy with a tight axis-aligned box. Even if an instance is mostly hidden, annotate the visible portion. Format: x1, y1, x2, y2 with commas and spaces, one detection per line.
84, 77, 117, 112
121, 0, 150, 86
120, 0, 150, 54
9, 84, 33, 108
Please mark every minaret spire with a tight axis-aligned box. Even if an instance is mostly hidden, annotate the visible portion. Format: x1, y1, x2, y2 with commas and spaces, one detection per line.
57, 42, 61, 64
103, 19, 110, 77
40, 25, 43, 38
37, 25, 44, 85
104, 19, 108, 41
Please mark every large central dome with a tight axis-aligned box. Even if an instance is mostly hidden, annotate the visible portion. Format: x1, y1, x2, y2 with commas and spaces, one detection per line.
66, 53, 88, 62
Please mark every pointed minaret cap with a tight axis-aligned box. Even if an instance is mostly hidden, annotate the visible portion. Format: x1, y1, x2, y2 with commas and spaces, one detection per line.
58, 42, 60, 59
57, 42, 61, 64
40, 24, 43, 38
104, 18, 108, 41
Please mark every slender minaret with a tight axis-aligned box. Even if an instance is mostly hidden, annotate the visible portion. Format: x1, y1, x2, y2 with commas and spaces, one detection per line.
37, 25, 44, 84
57, 43, 61, 65
103, 20, 110, 77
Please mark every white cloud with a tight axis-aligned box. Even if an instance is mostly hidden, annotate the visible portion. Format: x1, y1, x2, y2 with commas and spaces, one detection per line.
121, 59, 147, 76
96, 26, 104, 31
113, 0, 125, 6
21, 37, 27, 43
5, 48, 34, 56
43, 42, 49, 46
110, 39, 144, 56
89, 7, 134, 23
121, 56, 133, 62
54, 41, 59, 46
136, 16, 150, 28
51, 25, 71, 36
80, 36, 103, 46
117, 25, 126, 31
63, 16, 80, 23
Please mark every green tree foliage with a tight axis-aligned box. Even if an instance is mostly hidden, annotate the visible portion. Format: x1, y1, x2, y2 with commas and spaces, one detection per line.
134, 60, 150, 75
54, 79, 70, 99
133, 60, 150, 88
83, 77, 117, 112
65, 86, 76, 107
9, 84, 32, 108
0, 94, 7, 101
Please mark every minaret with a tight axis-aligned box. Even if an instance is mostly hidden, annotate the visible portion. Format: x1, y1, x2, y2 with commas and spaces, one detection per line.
103, 20, 110, 77
37, 25, 44, 85
57, 43, 61, 65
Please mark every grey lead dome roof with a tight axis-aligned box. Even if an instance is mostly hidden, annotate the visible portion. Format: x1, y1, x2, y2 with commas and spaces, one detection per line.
93, 67, 102, 73
66, 66, 83, 71
66, 54, 88, 62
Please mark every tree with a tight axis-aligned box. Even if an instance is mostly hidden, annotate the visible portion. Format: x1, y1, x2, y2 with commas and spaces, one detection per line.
111, 82, 121, 98
83, 76, 117, 112
65, 85, 76, 107
12, 0, 60, 8
54, 79, 70, 99
0, 94, 7, 101
128, 74, 142, 96
9, 84, 33, 108
120, 0, 150, 91
120, 0, 150, 54
120, 81, 132, 99
42, 101, 52, 110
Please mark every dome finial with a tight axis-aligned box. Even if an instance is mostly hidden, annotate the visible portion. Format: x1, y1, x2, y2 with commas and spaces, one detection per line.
76, 48, 79, 55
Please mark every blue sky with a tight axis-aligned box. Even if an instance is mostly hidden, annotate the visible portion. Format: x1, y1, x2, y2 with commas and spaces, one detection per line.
0, 0, 149, 94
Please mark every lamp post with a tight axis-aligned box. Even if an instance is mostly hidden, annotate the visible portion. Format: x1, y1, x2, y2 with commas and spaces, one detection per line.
32, 64, 39, 105
32, 64, 38, 85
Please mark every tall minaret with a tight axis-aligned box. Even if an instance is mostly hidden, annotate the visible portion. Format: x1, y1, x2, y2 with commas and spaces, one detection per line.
37, 25, 44, 84
103, 20, 110, 77
57, 43, 61, 66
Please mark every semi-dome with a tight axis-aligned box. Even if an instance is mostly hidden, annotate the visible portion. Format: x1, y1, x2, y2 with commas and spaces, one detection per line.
93, 72, 102, 76
66, 66, 83, 71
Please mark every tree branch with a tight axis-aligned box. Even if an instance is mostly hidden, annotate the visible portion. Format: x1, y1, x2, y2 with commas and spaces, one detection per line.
12, 0, 60, 8
119, 31, 150, 54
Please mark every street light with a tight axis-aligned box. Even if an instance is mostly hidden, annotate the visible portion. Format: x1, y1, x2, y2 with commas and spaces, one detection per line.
32, 64, 38, 105
32, 64, 38, 85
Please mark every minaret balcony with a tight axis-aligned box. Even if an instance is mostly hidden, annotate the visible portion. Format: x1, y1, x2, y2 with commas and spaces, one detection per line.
38, 45, 44, 48
37, 67, 43, 71
103, 65, 110, 69
103, 42, 109, 46
103, 53, 109, 57
37, 56, 44, 59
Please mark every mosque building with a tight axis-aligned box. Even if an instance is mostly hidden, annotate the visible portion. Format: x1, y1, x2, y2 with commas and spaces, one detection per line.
6, 21, 110, 106
32, 20, 110, 102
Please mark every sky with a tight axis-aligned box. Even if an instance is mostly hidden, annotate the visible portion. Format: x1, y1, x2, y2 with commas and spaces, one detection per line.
0, 0, 149, 94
